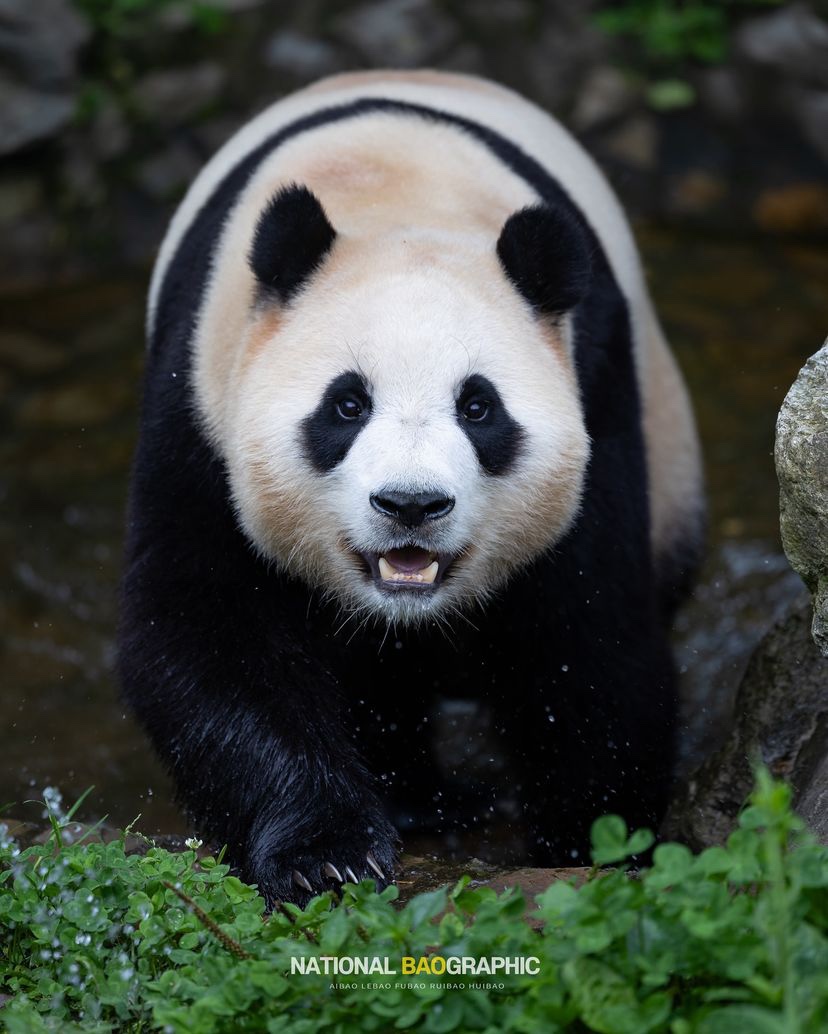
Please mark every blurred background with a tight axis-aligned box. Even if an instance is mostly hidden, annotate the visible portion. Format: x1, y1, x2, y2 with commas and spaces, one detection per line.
1, 0, 826, 841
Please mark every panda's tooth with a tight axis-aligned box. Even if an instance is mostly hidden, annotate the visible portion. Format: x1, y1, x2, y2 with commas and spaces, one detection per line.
378, 556, 440, 585
421, 561, 439, 584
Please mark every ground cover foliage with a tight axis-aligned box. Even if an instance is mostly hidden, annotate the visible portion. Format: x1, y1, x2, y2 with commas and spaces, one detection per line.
2, 770, 828, 1033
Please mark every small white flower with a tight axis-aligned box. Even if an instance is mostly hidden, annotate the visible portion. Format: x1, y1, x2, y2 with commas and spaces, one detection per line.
184, 837, 203, 851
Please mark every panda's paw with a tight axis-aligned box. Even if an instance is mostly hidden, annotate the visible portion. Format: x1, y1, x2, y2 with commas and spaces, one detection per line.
250, 826, 399, 909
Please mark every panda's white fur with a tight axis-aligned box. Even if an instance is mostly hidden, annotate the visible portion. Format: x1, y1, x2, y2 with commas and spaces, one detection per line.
231, 247, 587, 624
150, 70, 701, 626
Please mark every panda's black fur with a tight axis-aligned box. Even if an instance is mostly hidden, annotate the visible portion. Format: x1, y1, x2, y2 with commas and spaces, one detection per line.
250, 184, 337, 303
120, 97, 695, 905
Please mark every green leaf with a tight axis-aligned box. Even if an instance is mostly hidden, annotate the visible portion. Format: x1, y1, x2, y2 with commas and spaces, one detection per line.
64, 786, 96, 822
564, 957, 669, 1034
627, 828, 655, 855
646, 79, 696, 111
406, 887, 447, 928
424, 994, 463, 1033
694, 1005, 789, 1034
696, 845, 732, 876
591, 815, 630, 864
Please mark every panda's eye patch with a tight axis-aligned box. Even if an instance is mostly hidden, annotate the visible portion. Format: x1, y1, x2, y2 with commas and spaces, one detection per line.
302, 370, 372, 472
335, 397, 363, 421
456, 373, 525, 476
461, 397, 490, 422
456, 375, 497, 422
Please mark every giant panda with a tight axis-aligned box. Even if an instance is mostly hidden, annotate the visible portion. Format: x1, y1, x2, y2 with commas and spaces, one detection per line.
119, 70, 704, 905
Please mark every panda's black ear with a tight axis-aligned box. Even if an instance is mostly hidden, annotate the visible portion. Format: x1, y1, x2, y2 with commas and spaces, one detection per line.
496, 203, 592, 317
249, 184, 337, 303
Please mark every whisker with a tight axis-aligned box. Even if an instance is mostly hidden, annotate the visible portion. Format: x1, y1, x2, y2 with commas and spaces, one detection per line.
346, 611, 374, 646
377, 619, 393, 654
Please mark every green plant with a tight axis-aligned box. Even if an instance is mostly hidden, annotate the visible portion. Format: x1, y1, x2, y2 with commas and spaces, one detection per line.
73, 0, 224, 41
2, 769, 828, 1032
70, 0, 226, 124
593, 0, 784, 110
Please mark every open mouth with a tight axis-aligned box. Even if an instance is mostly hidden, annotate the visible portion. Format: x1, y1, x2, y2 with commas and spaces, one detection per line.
358, 546, 456, 591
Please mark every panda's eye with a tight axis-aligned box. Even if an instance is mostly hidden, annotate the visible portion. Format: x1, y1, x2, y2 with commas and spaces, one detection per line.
462, 397, 490, 422
335, 397, 363, 421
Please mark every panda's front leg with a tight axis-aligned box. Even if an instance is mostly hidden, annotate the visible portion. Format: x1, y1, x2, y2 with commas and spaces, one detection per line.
491, 629, 678, 866
118, 573, 399, 907
244, 765, 400, 907
240, 716, 401, 906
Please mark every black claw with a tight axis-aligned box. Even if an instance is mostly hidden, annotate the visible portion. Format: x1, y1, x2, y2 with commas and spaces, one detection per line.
292, 869, 313, 892
345, 865, 359, 884
366, 851, 385, 880
323, 861, 343, 882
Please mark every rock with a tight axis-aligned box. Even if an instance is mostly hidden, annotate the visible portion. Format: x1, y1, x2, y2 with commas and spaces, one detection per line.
736, 3, 828, 89
0, 0, 90, 89
484, 866, 591, 898
0, 0, 86, 154
777, 341, 828, 655
135, 143, 202, 201
264, 30, 348, 81
89, 96, 131, 161
333, 0, 459, 67
664, 606, 828, 849
0, 817, 41, 846
524, 17, 604, 113
667, 346, 828, 845
398, 857, 594, 907
200, 0, 265, 9
0, 76, 74, 155
0, 175, 41, 224
674, 542, 808, 771
398, 853, 507, 901
797, 747, 828, 843
694, 67, 749, 124
788, 84, 828, 165
438, 43, 485, 77
600, 114, 658, 170
461, 0, 533, 32
61, 145, 104, 205
133, 62, 226, 128
571, 66, 639, 132
192, 115, 245, 157
157, 0, 265, 30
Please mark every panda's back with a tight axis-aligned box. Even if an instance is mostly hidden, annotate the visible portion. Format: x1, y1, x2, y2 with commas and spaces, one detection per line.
150, 70, 643, 326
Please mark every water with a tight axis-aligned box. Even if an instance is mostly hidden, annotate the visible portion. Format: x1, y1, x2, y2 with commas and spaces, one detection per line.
0, 229, 824, 835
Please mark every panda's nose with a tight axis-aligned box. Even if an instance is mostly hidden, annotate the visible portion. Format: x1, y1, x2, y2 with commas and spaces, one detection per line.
370, 490, 455, 528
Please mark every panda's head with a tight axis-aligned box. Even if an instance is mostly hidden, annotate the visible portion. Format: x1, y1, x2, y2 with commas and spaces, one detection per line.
221, 185, 592, 626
